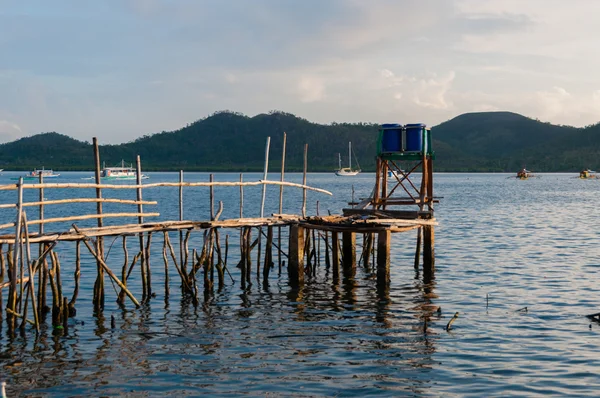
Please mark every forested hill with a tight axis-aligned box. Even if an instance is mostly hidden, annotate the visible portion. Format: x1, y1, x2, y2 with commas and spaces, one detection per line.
0, 110, 599, 172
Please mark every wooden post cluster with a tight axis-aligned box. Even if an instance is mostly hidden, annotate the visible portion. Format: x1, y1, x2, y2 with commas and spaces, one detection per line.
0, 132, 435, 338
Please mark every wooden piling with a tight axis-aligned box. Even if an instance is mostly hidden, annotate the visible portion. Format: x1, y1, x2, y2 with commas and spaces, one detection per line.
263, 226, 273, 280
423, 226, 435, 275
92, 138, 105, 312
278, 132, 286, 274
414, 227, 422, 270
8, 177, 24, 331
69, 241, 81, 314
179, 170, 184, 273
288, 224, 304, 287
342, 232, 356, 279
332, 232, 339, 282
377, 230, 391, 287
363, 233, 373, 269
302, 144, 308, 217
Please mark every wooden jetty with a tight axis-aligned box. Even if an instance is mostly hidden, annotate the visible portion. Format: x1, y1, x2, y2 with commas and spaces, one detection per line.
0, 130, 437, 337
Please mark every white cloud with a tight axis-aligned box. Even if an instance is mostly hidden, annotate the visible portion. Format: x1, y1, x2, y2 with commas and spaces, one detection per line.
297, 76, 326, 103
2, 0, 600, 142
0, 120, 22, 143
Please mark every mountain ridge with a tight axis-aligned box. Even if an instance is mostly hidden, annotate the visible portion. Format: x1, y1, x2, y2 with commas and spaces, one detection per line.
0, 110, 598, 172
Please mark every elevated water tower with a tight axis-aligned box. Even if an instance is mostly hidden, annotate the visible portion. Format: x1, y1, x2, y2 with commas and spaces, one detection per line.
372, 123, 435, 217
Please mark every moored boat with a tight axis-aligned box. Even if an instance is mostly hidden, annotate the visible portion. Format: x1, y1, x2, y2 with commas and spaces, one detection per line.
12, 168, 60, 180
579, 169, 597, 179
335, 142, 361, 176
100, 160, 148, 180
387, 169, 406, 179
516, 168, 534, 179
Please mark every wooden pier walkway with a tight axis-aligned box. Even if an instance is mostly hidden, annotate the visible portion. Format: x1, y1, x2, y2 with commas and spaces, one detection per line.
0, 133, 437, 337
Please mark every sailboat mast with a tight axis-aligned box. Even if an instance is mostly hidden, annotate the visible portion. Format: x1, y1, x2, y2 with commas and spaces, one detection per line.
348, 142, 352, 169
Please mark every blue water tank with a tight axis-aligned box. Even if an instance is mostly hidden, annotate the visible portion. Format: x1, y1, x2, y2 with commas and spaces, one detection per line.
381, 123, 402, 152
405, 123, 426, 152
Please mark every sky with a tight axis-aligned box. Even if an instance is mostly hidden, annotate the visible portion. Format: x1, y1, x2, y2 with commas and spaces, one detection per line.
1, 0, 600, 144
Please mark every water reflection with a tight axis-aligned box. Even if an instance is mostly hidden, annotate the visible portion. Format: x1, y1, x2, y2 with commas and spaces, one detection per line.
3, 172, 599, 396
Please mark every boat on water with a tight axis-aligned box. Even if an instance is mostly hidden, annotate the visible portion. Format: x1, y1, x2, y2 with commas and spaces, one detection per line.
335, 142, 361, 176
579, 169, 598, 179
99, 160, 148, 180
516, 168, 534, 179
12, 168, 60, 180
388, 169, 406, 179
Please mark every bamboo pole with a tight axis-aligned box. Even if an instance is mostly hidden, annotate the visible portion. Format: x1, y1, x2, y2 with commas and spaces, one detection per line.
239, 174, 244, 218
164, 232, 192, 294
69, 240, 81, 314
10, 180, 333, 194
263, 226, 273, 280
210, 174, 214, 221
73, 225, 140, 307
302, 144, 308, 217
8, 178, 24, 331
214, 230, 225, 289
240, 228, 247, 290
145, 232, 153, 300
93, 137, 105, 312
38, 172, 44, 258
179, 170, 184, 273
261, 137, 271, 218
135, 155, 148, 303
0, 212, 161, 230
0, 198, 158, 209
21, 212, 39, 332
278, 132, 286, 274
163, 232, 170, 297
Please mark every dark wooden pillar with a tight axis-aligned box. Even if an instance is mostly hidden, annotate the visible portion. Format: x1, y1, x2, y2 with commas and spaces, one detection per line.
423, 225, 435, 275
288, 224, 304, 287
332, 232, 340, 283
377, 230, 391, 287
342, 232, 356, 279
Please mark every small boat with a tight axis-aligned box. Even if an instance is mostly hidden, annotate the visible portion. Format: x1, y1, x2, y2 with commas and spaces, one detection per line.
12, 168, 60, 180
579, 169, 597, 179
516, 168, 534, 179
388, 169, 406, 179
99, 160, 148, 180
335, 142, 361, 176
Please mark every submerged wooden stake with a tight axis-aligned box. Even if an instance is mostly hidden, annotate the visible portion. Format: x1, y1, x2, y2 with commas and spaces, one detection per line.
92, 138, 105, 313
73, 225, 140, 308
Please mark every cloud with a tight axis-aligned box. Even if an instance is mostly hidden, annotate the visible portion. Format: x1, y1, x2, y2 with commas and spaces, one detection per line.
2, 0, 600, 143
379, 69, 455, 110
0, 120, 22, 143
297, 76, 326, 103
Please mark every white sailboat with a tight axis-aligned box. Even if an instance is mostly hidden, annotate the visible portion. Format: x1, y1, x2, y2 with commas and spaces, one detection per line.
335, 142, 361, 176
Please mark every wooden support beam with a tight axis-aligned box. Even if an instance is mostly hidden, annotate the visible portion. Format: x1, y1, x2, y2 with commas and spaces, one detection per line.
377, 230, 391, 287
331, 232, 339, 283
288, 224, 304, 287
423, 225, 435, 275
342, 232, 356, 279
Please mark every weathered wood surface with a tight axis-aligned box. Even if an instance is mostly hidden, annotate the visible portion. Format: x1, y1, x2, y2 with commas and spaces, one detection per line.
0, 198, 158, 209
0, 213, 433, 244
0, 180, 332, 195
0, 212, 161, 230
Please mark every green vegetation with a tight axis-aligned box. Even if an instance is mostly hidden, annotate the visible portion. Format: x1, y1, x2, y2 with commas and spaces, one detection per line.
0, 110, 598, 172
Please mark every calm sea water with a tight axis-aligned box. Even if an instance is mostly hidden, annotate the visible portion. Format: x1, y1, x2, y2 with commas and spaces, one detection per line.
1, 171, 599, 397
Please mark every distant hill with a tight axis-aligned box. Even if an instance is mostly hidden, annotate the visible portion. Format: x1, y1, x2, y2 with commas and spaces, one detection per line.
0, 110, 599, 172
